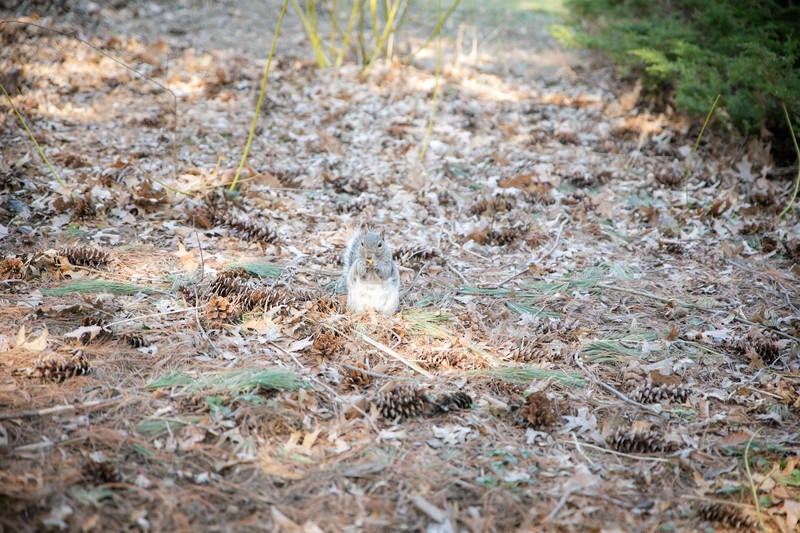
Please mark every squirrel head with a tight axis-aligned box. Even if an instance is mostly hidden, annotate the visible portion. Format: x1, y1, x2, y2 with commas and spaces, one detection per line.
360, 230, 388, 265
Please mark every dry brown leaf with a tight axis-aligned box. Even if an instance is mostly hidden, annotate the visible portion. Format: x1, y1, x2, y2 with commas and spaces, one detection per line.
605, 79, 641, 117
173, 242, 199, 273
498, 172, 535, 189
708, 188, 737, 216
15, 325, 48, 352
782, 499, 800, 532
716, 430, 752, 448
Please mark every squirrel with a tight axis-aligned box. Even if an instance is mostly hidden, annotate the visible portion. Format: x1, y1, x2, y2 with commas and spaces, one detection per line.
342, 229, 400, 315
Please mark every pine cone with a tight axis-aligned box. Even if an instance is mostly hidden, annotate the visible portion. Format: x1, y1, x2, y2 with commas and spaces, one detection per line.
220, 212, 279, 244
122, 333, 150, 348
34, 351, 91, 382
204, 295, 239, 322
79, 316, 114, 344
83, 459, 121, 484
521, 391, 559, 429
430, 391, 473, 414
58, 246, 111, 268
342, 363, 371, 389
468, 195, 515, 216
311, 331, 345, 358
485, 226, 527, 246
209, 268, 252, 297
752, 337, 781, 365
511, 338, 541, 362
236, 286, 294, 312
609, 428, 670, 454
309, 293, 343, 314
375, 385, 429, 420
629, 382, 691, 404
392, 244, 442, 269
695, 502, 755, 530
0, 257, 24, 281
335, 194, 381, 214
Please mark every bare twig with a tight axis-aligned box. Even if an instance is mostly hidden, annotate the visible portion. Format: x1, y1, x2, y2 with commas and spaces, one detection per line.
726, 259, 799, 314
491, 215, 567, 288
573, 350, 661, 414
353, 330, 434, 378
0, 395, 123, 421
446, 260, 469, 285
0, 20, 180, 183
564, 438, 672, 463
598, 281, 799, 342
341, 362, 411, 381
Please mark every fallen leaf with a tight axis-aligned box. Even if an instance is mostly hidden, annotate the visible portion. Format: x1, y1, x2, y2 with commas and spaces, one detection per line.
783, 500, 800, 532
15, 325, 48, 352
173, 242, 199, 273
716, 430, 752, 448
498, 172, 535, 189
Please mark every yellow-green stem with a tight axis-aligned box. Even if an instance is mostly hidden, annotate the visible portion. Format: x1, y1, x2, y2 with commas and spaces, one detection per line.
336, 0, 362, 67
0, 80, 66, 191
0, 20, 180, 182
291, 0, 330, 67
362, 0, 401, 74
419, 0, 443, 161
743, 429, 765, 532
369, 0, 379, 43
683, 93, 720, 205
408, 0, 462, 62
230, 0, 289, 191
779, 102, 799, 217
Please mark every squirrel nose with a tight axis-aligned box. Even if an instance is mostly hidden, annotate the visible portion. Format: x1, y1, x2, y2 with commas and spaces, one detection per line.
366, 256, 374, 265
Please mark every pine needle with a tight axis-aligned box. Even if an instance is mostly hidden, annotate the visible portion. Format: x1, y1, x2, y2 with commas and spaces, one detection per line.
505, 301, 562, 318
475, 365, 587, 388
458, 286, 512, 296
41, 280, 156, 296
580, 341, 644, 361
147, 367, 305, 393
135, 417, 203, 437
226, 261, 284, 278
403, 309, 453, 339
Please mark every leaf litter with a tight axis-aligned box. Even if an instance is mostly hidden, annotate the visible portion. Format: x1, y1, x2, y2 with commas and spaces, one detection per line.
0, 1, 799, 531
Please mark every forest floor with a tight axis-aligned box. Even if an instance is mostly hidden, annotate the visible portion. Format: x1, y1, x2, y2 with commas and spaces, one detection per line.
1, 0, 799, 531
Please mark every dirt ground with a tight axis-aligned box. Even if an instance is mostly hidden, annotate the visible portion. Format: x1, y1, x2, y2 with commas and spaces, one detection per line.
1, 0, 799, 531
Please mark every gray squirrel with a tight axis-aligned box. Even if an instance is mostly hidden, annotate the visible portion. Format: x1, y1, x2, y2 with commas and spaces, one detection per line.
342, 229, 400, 315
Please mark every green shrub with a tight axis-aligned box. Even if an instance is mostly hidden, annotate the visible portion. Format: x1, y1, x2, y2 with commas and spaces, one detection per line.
562, 0, 800, 140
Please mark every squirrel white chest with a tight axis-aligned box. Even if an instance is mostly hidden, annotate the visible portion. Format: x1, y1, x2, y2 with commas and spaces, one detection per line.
346, 273, 399, 315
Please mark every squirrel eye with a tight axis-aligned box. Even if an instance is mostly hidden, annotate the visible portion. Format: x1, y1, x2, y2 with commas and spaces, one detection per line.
377, 242, 383, 247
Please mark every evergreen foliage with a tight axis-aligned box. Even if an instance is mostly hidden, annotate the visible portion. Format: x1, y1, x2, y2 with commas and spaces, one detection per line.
563, 0, 800, 137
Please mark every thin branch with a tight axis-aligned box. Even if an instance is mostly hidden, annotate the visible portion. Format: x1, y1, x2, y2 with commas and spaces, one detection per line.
492, 215, 567, 288
354, 330, 434, 378
564, 438, 672, 462
0, 19, 180, 182
573, 350, 661, 414
0, 395, 123, 421
341, 362, 412, 381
